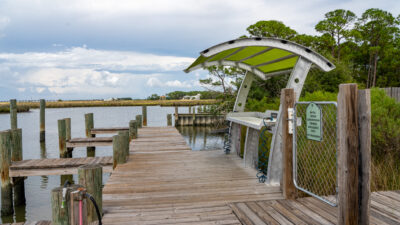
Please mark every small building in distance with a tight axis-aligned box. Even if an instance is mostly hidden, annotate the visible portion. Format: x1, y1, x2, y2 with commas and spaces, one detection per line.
182, 93, 201, 100
160, 95, 166, 100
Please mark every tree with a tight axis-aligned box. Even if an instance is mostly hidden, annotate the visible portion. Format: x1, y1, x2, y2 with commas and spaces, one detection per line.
246, 20, 297, 40
147, 93, 160, 100
315, 9, 357, 60
354, 8, 400, 87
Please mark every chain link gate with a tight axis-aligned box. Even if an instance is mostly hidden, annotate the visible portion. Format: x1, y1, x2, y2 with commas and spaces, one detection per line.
293, 101, 338, 206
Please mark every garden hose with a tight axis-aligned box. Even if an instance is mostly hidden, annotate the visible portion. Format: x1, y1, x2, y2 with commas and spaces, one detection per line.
86, 193, 102, 225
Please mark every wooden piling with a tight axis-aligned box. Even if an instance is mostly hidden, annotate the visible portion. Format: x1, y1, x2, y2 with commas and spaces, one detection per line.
85, 113, 95, 157
113, 134, 128, 169
10, 128, 25, 206
174, 107, 178, 125
281, 88, 296, 200
58, 119, 68, 158
136, 115, 143, 128
10, 99, 17, 130
142, 106, 147, 126
167, 114, 172, 126
51, 184, 82, 225
189, 106, 191, 114
0, 130, 13, 216
64, 118, 73, 157
70, 189, 88, 225
119, 131, 130, 161
78, 165, 102, 223
40, 99, 46, 142
129, 120, 138, 140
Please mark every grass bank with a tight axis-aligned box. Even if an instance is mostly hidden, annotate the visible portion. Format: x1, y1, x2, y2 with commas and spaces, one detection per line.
0, 105, 30, 114
0, 99, 219, 109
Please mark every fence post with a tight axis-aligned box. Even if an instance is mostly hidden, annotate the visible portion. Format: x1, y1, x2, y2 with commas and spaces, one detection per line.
78, 165, 102, 223
358, 89, 371, 225
167, 114, 172, 126
10, 99, 17, 130
281, 88, 296, 199
10, 128, 25, 206
0, 130, 13, 216
40, 99, 46, 142
338, 83, 371, 225
85, 113, 95, 157
65, 118, 73, 157
136, 115, 143, 128
58, 119, 68, 158
142, 106, 147, 126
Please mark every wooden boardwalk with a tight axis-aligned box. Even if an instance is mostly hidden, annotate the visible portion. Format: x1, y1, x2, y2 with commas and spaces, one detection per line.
91, 127, 128, 134
9, 156, 113, 177
102, 126, 282, 225
66, 137, 113, 148
230, 191, 400, 225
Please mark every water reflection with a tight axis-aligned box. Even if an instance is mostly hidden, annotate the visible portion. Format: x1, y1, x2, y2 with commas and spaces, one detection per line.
177, 126, 225, 151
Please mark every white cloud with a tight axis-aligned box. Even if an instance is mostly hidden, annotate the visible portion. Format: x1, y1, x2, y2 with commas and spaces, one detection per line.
147, 77, 199, 88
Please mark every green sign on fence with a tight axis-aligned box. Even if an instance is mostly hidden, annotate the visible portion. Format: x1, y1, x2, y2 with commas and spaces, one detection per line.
306, 103, 322, 141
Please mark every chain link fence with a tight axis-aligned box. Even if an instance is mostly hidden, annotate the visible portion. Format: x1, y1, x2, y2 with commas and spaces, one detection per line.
293, 102, 338, 206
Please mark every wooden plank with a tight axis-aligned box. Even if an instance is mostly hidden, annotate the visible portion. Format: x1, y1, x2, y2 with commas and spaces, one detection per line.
91, 127, 129, 134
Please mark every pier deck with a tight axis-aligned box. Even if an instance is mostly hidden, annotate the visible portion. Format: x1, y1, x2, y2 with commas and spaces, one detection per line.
91, 127, 128, 134
102, 126, 282, 225
66, 137, 113, 147
9, 156, 113, 177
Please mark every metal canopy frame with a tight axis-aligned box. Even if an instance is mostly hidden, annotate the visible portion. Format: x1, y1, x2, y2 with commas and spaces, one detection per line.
184, 37, 335, 185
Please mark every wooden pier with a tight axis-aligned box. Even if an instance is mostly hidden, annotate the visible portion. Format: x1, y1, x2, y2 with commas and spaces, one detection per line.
66, 137, 113, 148
91, 127, 129, 134
9, 156, 113, 177
175, 113, 225, 126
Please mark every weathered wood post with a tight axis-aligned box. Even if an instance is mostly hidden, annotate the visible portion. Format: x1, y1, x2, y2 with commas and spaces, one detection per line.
129, 120, 138, 140
10, 99, 17, 130
0, 130, 13, 216
142, 106, 147, 126
85, 113, 95, 157
58, 119, 68, 158
65, 118, 73, 157
189, 106, 191, 114
174, 107, 178, 126
10, 128, 25, 206
40, 99, 46, 142
167, 114, 172, 126
70, 189, 88, 225
113, 133, 128, 169
135, 115, 143, 128
78, 165, 102, 223
338, 84, 371, 225
119, 131, 130, 161
281, 88, 296, 199
51, 184, 82, 225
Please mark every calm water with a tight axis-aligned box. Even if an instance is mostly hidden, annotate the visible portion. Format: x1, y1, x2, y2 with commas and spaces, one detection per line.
0, 106, 224, 223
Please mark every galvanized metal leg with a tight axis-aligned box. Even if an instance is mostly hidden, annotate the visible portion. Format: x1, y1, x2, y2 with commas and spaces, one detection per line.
233, 72, 255, 112
266, 57, 312, 185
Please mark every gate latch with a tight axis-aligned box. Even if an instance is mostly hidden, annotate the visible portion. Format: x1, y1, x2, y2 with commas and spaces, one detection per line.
288, 108, 294, 134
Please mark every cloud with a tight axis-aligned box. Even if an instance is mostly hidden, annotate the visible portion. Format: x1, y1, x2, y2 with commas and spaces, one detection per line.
146, 77, 199, 88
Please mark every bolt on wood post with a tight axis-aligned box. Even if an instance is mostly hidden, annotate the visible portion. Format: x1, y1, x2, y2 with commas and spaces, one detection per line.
0, 130, 13, 216
119, 130, 130, 161
10, 128, 25, 206
281, 88, 296, 200
69, 189, 88, 225
167, 114, 172, 126
10, 99, 17, 130
78, 165, 102, 223
136, 115, 142, 128
51, 184, 82, 225
129, 120, 137, 140
142, 106, 147, 126
85, 113, 95, 157
113, 133, 128, 169
58, 119, 68, 158
338, 84, 370, 225
64, 118, 73, 157
40, 99, 46, 142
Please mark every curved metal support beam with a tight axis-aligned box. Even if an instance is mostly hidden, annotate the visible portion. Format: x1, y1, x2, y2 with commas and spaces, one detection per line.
266, 57, 312, 185
234, 72, 255, 112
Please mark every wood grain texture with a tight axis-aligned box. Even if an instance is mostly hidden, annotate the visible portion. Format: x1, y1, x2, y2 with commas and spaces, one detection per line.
91, 127, 128, 135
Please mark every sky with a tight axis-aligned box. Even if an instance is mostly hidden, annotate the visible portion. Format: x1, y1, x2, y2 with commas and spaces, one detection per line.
0, 0, 399, 100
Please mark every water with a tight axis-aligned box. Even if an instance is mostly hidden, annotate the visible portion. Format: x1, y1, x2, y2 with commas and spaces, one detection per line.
0, 106, 224, 223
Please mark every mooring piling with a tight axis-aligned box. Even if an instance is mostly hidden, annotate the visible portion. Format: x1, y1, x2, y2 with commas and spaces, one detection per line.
10, 99, 17, 130
58, 119, 68, 158
113, 132, 129, 169
10, 128, 26, 206
64, 118, 73, 157
167, 114, 172, 126
142, 106, 147, 126
85, 113, 95, 157
51, 184, 82, 225
78, 164, 102, 223
40, 99, 46, 142
136, 115, 143, 128
0, 130, 13, 216
129, 120, 138, 140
